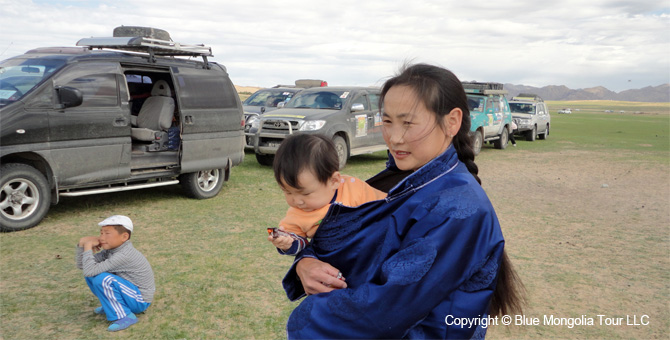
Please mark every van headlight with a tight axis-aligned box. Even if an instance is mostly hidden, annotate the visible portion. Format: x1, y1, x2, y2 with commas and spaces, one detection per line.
299, 120, 326, 131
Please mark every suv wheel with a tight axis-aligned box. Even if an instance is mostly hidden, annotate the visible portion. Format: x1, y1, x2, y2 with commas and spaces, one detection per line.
255, 153, 275, 166
333, 135, 349, 170
526, 126, 536, 141
472, 130, 483, 156
0, 163, 51, 231
538, 124, 549, 140
180, 169, 224, 199
494, 128, 509, 149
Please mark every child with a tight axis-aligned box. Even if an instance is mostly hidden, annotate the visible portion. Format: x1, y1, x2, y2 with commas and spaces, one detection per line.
267, 134, 387, 255
75, 215, 155, 332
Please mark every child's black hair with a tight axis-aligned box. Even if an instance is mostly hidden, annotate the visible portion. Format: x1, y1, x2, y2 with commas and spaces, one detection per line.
109, 224, 131, 240
273, 134, 339, 190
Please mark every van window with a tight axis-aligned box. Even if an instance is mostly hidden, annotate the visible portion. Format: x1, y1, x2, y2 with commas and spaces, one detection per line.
175, 68, 238, 109
64, 74, 118, 108
54, 63, 122, 109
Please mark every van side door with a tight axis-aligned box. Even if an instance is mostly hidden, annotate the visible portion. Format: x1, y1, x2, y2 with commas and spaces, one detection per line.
173, 66, 244, 173
49, 62, 130, 187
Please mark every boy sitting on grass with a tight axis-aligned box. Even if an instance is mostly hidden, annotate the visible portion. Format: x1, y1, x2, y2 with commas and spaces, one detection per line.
267, 134, 387, 255
75, 215, 155, 332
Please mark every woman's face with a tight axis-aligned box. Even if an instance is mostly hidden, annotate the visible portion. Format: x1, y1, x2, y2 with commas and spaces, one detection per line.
382, 85, 458, 171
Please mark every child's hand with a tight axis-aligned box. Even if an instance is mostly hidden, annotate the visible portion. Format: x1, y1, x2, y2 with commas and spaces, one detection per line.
78, 236, 100, 251
268, 234, 294, 251
267, 227, 295, 251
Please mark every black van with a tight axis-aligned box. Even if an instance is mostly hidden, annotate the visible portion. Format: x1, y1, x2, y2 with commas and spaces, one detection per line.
0, 28, 245, 231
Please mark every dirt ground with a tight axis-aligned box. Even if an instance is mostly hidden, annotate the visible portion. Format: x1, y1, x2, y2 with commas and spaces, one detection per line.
476, 147, 669, 338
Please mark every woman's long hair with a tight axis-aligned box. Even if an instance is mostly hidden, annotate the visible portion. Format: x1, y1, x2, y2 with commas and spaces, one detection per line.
379, 63, 526, 317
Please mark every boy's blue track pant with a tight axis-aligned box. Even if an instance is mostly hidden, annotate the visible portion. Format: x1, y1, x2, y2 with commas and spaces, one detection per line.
86, 273, 150, 321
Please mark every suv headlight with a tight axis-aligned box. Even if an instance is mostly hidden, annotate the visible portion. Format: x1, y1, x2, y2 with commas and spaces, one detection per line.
299, 120, 326, 131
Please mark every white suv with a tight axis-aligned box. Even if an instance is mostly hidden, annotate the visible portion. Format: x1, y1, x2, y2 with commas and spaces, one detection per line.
508, 94, 551, 141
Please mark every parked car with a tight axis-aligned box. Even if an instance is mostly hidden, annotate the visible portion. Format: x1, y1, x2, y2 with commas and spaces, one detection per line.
243, 79, 327, 150
0, 27, 245, 231
462, 82, 513, 155
558, 108, 572, 114
243, 87, 302, 149
508, 94, 551, 141
247, 86, 386, 169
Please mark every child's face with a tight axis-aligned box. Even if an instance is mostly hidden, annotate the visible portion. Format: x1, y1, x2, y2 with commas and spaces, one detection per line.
280, 169, 340, 212
98, 225, 129, 250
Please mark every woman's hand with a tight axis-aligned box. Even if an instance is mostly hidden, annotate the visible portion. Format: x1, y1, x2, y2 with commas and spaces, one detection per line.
296, 257, 347, 295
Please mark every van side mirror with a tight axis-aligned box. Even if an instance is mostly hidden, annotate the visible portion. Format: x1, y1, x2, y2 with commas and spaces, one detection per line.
56, 86, 83, 109
351, 103, 365, 112
277, 102, 285, 108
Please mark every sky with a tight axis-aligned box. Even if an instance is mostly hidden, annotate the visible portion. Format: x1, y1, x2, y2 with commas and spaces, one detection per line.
1, 0, 668, 92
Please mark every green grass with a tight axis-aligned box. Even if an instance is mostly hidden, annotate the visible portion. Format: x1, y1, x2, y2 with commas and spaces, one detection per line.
1, 101, 668, 339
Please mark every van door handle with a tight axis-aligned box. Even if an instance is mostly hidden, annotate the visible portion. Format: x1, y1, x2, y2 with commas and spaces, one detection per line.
114, 117, 129, 126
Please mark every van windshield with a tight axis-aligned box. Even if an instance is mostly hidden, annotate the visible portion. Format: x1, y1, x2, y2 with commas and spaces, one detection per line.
0, 57, 66, 107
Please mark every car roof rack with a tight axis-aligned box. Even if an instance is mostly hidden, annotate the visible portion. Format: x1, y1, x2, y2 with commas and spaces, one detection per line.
76, 36, 213, 67
512, 93, 543, 102
461, 81, 508, 95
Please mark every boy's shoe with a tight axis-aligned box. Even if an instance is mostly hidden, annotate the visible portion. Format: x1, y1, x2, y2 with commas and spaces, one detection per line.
108, 313, 138, 332
94, 306, 105, 315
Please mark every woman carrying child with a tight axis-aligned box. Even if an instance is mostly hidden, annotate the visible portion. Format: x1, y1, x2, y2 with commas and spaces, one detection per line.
282, 63, 525, 339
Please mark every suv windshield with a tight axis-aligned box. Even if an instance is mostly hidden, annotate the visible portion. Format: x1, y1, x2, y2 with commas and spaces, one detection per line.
285, 90, 347, 110
244, 89, 297, 107
509, 102, 535, 114
0, 57, 65, 107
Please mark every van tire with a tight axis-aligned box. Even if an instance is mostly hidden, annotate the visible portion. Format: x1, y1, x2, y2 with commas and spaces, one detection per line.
255, 153, 275, 166
180, 169, 224, 199
494, 128, 509, 149
0, 163, 51, 232
333, 135, 348, 170
472, 130, 483, 155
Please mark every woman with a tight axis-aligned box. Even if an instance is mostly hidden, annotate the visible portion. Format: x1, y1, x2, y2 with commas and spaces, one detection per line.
282, 64, 525, 339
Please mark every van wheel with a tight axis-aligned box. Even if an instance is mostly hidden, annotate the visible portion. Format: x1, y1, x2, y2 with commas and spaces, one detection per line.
539, 125, 549, 140
180, 169, 224, 199
0, 164, 51, 232
255, 153, 275, 166
494, 128, 509, 149
332, 135, 349, 170
472, 130, 483, 156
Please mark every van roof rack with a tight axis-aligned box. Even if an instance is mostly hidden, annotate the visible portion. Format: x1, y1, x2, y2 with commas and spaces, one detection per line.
76, 36, 213, 67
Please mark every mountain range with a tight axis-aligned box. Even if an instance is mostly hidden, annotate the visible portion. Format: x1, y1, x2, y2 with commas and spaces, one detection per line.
503, 83, 669, 102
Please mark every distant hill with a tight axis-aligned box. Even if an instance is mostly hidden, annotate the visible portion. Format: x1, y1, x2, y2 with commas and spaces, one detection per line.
504, 83, 669, 102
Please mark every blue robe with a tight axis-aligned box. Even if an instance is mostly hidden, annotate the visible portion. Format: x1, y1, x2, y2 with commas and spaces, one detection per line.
283, 145, 505, 339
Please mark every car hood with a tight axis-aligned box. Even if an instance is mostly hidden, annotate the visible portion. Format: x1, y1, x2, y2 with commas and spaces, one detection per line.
243, 105, 279, 115
512, 113, 533, 119
260, 108, 340, 120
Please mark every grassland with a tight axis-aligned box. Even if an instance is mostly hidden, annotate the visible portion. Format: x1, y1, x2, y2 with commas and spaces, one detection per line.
0, 101, 668, 339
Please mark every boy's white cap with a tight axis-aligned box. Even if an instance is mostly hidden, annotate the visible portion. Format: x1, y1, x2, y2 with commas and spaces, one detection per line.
98, 215, 133, 232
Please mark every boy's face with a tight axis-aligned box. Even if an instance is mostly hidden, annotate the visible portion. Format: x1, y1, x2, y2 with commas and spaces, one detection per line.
99, 225, 129, 250
280, 169, 340, 212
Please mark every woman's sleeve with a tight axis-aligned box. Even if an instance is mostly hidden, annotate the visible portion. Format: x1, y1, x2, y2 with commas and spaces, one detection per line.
282, 246, 317, 301
286, 198, 504, 339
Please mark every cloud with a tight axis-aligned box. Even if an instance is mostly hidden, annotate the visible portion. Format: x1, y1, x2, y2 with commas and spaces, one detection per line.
1, 0, 668, 92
